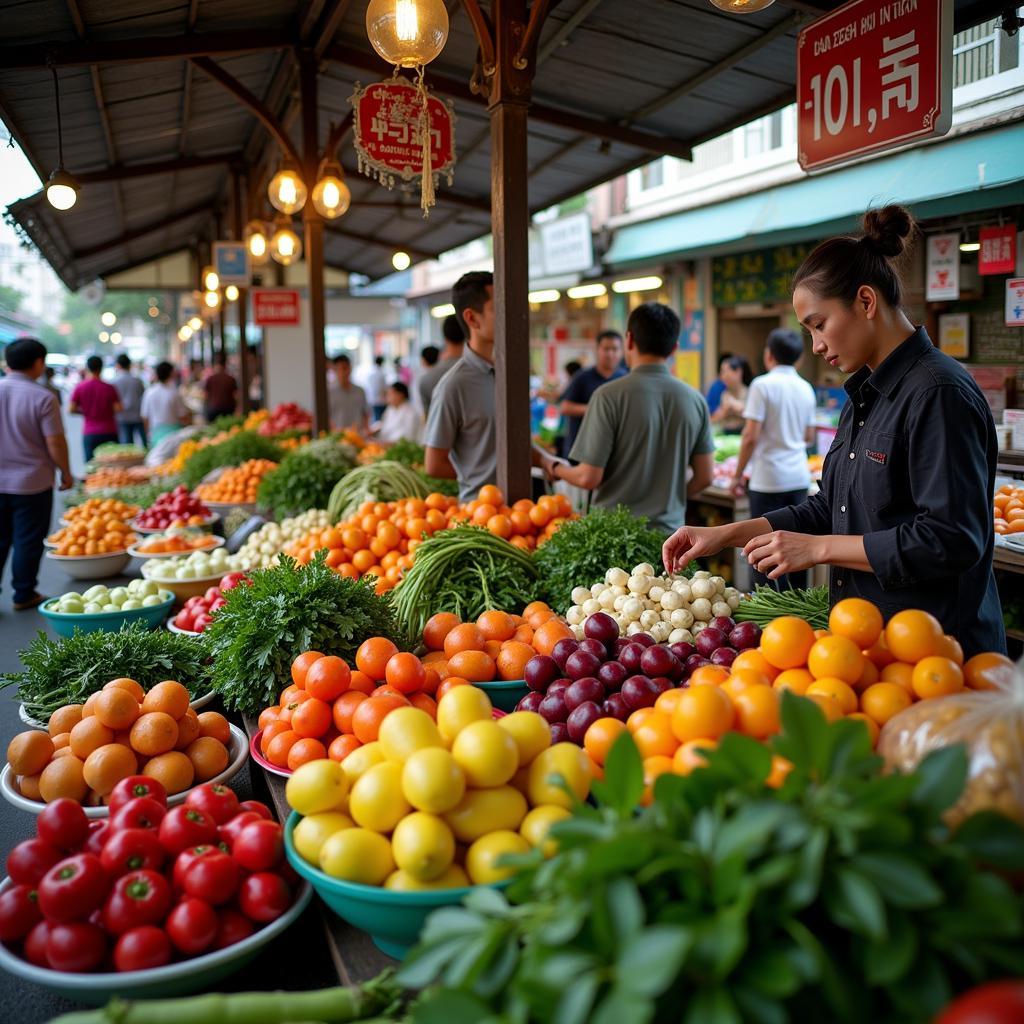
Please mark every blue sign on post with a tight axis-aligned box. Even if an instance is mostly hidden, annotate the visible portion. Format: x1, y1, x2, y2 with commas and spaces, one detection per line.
213, 242, 251, 286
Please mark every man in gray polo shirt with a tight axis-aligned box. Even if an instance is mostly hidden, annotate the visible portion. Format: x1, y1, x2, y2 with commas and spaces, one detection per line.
418, 314, 465, 414
543, 302, 714, 533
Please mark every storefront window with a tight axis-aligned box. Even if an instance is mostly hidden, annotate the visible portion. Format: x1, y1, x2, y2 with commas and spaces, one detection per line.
743, 110, 783, 158
639, 159, 665, 191
954, 17, 1020, 86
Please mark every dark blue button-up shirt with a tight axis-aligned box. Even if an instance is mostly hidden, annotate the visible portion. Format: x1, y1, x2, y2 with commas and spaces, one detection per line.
766, 327, 1005, 658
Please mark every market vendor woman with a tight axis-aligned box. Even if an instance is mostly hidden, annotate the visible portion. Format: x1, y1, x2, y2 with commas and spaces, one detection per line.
664, 206, 1006, 658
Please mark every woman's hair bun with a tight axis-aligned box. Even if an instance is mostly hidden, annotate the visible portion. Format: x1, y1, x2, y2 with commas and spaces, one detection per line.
862, 205, 915, 258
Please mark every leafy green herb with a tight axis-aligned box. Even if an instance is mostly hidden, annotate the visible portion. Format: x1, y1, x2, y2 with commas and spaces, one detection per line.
734, 585, 831, 630
402, 693, 1024, 1024
1, 625, 211, 720
533, 506, 668, 611
327, 461, 433, 523
256, 441, 356, 519
64, 482, 173, 509
203, 552, 401, 712
181, 431, 283, 488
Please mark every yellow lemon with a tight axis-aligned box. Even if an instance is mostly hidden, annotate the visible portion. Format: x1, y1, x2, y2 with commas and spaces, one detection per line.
384, 863, 470, 891
496, 711, 551, 766
319, 827, 394, 885
286, 759, 349, 816
519, 805, 570, 858
452, 720, 519, 788
348, 761, 410, 832
527, 742, 592, 810
401, 747, 466, 814
391, 812, 456, 881
465, 830, 530, 885
442, 785, 527, 843
378, 707, 443, 762
292, 811, 354, 865
340, 741, 385, 784
436, 686, 492, 745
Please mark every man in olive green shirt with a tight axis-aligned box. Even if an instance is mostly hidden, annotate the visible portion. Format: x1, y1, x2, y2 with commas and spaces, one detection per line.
543, 302, 714, 533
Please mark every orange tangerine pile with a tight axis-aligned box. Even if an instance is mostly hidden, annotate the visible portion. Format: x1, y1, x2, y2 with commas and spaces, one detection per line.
582, 599, 1012, 803
48, 514, 136, 556
64, 497, 139, 522
195, 458, 279, 504
994, 483, 1024, 535
135, 532, 220, 554
83, 467, 152, 491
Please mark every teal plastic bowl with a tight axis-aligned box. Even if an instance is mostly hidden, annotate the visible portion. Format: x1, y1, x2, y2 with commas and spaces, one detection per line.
474, 679, 530, 712
38, 591, 176, 636
284, 811, 508, 959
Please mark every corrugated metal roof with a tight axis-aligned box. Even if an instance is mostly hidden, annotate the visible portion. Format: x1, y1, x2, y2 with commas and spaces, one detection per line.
0, 0, 1009, 289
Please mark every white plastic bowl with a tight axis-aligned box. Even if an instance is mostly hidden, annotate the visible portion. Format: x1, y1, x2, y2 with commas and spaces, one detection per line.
44, 550, 132, 579
0, 722, 246, 819
167, 619, 203, 637
127, 535, 225, 560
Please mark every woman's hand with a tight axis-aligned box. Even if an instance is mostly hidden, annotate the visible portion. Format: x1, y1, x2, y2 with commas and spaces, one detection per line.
743, 531, 823, 580
663, 525, 730, 574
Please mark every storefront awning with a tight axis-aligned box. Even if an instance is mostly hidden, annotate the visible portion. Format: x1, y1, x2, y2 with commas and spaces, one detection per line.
605, 121, 1024, 269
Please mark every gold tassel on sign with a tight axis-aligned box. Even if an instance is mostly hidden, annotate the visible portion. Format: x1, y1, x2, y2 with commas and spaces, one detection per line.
417, 66, 435, 217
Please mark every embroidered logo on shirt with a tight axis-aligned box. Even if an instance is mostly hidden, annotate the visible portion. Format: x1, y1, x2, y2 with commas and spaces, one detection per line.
866, 449, 887, 465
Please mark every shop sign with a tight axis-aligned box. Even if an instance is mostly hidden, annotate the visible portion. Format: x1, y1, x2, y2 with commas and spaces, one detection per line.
797, 0, 953, 171
540, 212, 594, 276
978, 226, 1017, 276
252, 289, 301, 327
1006, 278, 1024, 328
213, 242, 250, 286
712, 244, 815, 307
937, 312, 969, 357
926, 233, 960, 301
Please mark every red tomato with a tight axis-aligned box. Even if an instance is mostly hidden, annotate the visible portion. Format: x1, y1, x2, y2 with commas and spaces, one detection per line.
108, 776, 168, 814
102, 870, 172, 936
217, 811, 262, 851
172, 845, 220, 893
37, 854, 108, 923
6, 838, 63, 887
0, 884, 42, 942
110, 797, 167, 834
304, 656, 351, 702
113, 925, 172, 972
232, 821, 284, 872
238, 800, 273, 821
158, 806, 217, 857
37, 799, 90, 852
213, 908, 254, 949
936, 981, 1024, 1024
237, 872, 291, 924
166, 898, 218, 956
46, 921, 107, 973
24, 920, 50, 968
100, 829, 165, 878
184, 783, 240, 825
83, 821, 110, 857
182, 851, 238, 906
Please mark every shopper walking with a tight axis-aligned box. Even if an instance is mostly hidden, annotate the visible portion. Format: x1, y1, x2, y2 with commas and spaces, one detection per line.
202, 354, 238, 423
365, 356, 388, 421
710, 355, 753, 434
418, 314, 465, 414
373, 382, 422, 443
142, 361, 191, 446
328, 354, 370, 433
113, 353, 147, 447
705, 352, 735, 415
543, 303, 714, 533
558, 330, 627, 457
664, 206, 1005, 658
0, 338, 73, 611
70, 355, 121, 461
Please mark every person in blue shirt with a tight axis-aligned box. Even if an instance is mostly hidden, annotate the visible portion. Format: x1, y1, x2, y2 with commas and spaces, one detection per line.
705, 351, 734, 415
558, 331, 626, 458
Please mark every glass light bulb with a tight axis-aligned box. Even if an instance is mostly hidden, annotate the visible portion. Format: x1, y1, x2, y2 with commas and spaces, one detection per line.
225, 285, 239, 302
46, 183, 77, 210
366, 0, 449, 67
250, 234, 267, 257
396, 0, 418, 41
204, 290, 220, 309
270, 223, 303, 266
709, 0, 775, 11
202, 267, 219, 291
268, 168, 307, 215
101, 311, 116, 327
189, 316, 203, 331
392, 251, 411, 271
312, 167, 351, 220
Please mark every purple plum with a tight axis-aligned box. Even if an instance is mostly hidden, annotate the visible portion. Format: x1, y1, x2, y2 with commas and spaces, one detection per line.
619, 643, 645, 673
565, 676, 605, 711
547, 679, 571, 698
549, 722, 570, 744
695, 628, 728, 658
602, 693, 630, 721
612, 637, 633, 658
577, 638, 608, 662
649, 676, 674, 697
729, 622, 762, 651
630, 633, 655, 649
621, 674, 658, 711
524, 655, 560, 692
565, 649, 602, 681
516, 691, 544, 713
584, 611, 619, 647
552, 638, 580, 671
640, 644, 681, 680
710, 615, 736, 633
566, 701, 603, 743
538, 693, 569, 724
669, 641, 697, 662
710, 647, 738, 668
597, 660, 628, 692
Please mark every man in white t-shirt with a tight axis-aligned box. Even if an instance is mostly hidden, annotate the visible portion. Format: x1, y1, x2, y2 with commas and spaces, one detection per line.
731, 329, 817, 590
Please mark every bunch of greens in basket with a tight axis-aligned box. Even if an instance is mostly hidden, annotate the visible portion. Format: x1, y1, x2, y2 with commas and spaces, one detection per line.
256, 439, 357, 519
181, 431, 283, 488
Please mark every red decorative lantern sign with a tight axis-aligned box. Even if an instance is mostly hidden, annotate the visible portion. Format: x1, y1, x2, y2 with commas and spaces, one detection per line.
350, 78, 456, 216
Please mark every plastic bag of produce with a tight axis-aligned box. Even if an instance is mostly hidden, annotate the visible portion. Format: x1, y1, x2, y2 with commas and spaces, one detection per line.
878, 654, 1023, 826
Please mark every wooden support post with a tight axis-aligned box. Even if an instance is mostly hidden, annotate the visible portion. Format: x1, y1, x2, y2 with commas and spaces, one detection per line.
299, 48, 329, 435
232, 167, 252, 414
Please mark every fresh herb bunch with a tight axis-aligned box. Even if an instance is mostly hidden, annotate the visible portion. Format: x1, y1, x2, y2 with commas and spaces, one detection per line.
533, 506, 668, 611
735, 585, 831, 630
393, 525, 539, 640
65, 483, 170, 509
205, 414, 245, 434
204, 552, 401, 712
256, 442, 356, 520
402, 694, 1024, 1024
1, 625, 211, 721
181, 431, 283, 488
419, 472, 460, 498
327, 462, 432, 523
376, 438, 425, 468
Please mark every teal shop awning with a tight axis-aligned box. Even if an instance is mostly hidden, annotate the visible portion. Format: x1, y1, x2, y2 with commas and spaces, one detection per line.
605, 122, 1024, 268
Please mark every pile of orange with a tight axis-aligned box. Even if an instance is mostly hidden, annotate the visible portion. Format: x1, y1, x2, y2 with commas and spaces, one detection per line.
83, 468, 152, 491
195, 458, 279, 504
48, 514, 136, 556
448, 485, 576, 551
994, 484, 1024, 535
135, 532, 220, 554
64, 497, 139, 522
5, 679, 232, 805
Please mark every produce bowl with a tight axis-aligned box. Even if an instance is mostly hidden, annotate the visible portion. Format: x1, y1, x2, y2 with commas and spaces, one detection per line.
250, 729, 291, 778
140, 568, 239, 604
474, 679, 530, 712
44, 550, 131, 579
0, 723, 247, 820
18, 690, 216, 731
128, 535, 225, 560
38, 591, 175, 637
167, 619, 203, 637
0, 875, 311, 1005
130, 513, 219, 536
284, 812, 508, 959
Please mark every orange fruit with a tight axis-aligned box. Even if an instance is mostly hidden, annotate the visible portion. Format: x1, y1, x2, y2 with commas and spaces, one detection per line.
142, 680, 191, 721
935, 635, 964, 667
328, 734, 361, 762
287, 737, 328, 771
436, 676, 471, 701
688, 665, 729, 688
69, 717, 115, 760
531, 619, 574, 658
332, 691, 369, 734
356, 637, 400, 681
83, 743, 138, 795
828, 598, 883, 649
495, 641, 535, 681
443, 624, 486, 658
18, 774, 43, 801
142, 751, 195, 794
385, 653, 427, 694
423, 613, 461, 652
884, 609, 943, 663
806, 693, 844, 723
910, 656, 964, 700
627, 707, 658, 732
104, 678, 145, 702
197, 712, 231, 744
264, 729, 301, 768
446, 650, 497, 683
583, 718, 627, 766
963, 652, 1014, 691
847, 712, 880, 746
654, 687, 687, 717
773, 668, 814, 695
672, 738, 718, 774
880, 662, 915, 691
759, 617, 816, 670
129, 712, 179, 757
185, 736, 230, 782
860, 682, 913, 726
732, 649, 780, 682
348, 671, 377, 695
632, 711, 678, 759
863, 634, 895, 668
305, 657, 351, 702
409, 692, 438, 718
806, 677, 857, 715
807, 635, 865, 684
93, 688, 141, 731
853, 657, 879, 692
174, 708, 202, 751
641, 755, 675, 804
732, 684, 781, 738
39, 756, 88, 803
670, 686, 734, 743
351, 694, 409, 744
478, 484, 504, 507
81, 691, 102, 718
7, 731, 55, 776
261, 720, 291, 755
51, 732, 70, 751
477, 610, 516, 642
47, 705, 84, 737
291, 650, 324, 687
483, 640, 504, 661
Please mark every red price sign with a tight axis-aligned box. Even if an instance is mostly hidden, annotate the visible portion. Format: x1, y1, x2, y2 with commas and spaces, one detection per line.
252, 289, 300, 327
797, 0, 953, 172
979, 226, 1017, 276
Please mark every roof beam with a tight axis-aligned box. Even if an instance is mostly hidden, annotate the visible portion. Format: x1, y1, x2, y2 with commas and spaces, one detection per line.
70, 152, 238, 184
0, 29, 287, 69
536, 0, 603, 65
311, 0, 354, 58
73, 201, 214, 260
326, 43, 692, 160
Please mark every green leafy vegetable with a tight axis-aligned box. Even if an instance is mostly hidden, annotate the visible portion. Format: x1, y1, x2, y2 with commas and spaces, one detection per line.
1, 625, 211, 720
64, 482, 173, 509
257, 440, 356, 519
734, 585, 831, 630
204, 552, 401, 712
393, 525, 539, 641
327, 461, 432, 523
533, 506, 668, 611
402, 693, 1024, 1024
181, 431, 283, 488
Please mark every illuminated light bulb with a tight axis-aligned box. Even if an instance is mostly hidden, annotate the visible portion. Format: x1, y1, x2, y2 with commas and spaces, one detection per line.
110, 332, 121, 345
268, 165, 307, 215
245, 220, 270, 265
46, 169, 79, 211
225, 285, 240, 302
392, 251, 411, 271
567, 283, 607, 299
269, 217, 303, 266
179, 325, 193, 341
189, 316, 203, 331
202, 266, 219, 291
430, 303, 455, 318
100, 311, 116, 327
611, 276, 663, 293
366, 0, 449, 67
204, 290, 220, 309
312, 162, 351, 220
98, 331, 109, 342
709, 0, 774, 11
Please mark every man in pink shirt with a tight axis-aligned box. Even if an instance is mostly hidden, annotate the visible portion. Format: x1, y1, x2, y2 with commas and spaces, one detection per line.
0, 338, 73, 610
70, 355, 121, 461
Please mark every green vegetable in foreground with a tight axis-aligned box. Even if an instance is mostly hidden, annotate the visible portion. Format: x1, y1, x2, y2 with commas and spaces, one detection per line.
204, 552, 401, 712
257, 441, 356, 519
1, 625, 210, 720
735, 584, 831, 630
401, 693, 1024, 1024
393, 525, 538, 641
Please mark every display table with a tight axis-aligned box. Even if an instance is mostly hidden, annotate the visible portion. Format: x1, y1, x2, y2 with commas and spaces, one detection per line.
994, 546, 1024, 646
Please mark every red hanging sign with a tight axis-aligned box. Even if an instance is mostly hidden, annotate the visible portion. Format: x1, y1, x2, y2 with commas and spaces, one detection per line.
252, 289, 301, 326
350, 78, 456, 210
978, 226, 1017, 276
797, 0, 953, 172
